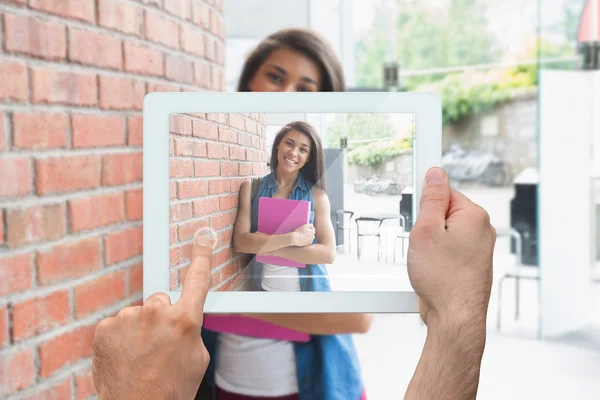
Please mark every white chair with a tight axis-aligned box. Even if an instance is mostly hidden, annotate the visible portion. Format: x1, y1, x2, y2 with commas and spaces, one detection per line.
495, 227, 540, 337
393, 215, 410, 263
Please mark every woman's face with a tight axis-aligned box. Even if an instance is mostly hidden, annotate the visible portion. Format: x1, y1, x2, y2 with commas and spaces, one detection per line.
248, 47, 322, 92
277, 130, 312, 173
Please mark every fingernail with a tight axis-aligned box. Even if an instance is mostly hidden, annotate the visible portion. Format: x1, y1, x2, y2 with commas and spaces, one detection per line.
195, 236, 211, 246
426, 167, 444, 186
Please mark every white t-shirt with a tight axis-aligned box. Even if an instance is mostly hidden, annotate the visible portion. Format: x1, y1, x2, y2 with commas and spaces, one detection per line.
215, 263, 301, 396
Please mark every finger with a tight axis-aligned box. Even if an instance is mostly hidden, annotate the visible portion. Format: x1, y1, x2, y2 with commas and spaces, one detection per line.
144, 292, 172, 308
415, 167, 451, 231
446, 189, 477, 221
177, 236, 212, 324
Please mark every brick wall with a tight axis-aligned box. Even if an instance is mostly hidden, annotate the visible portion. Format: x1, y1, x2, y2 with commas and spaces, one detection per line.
0, 0, 225, 398
169, 113, 268, 292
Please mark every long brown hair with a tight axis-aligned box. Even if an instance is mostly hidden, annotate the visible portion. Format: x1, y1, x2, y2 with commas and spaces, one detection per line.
271, 121, 326, 191
237, 28, 346, 92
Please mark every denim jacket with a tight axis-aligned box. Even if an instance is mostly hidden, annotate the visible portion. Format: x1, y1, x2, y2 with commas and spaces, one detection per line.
200, 171, 364, 399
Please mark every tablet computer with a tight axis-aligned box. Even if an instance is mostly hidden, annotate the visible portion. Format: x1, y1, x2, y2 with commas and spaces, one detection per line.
143, 92, 441, 313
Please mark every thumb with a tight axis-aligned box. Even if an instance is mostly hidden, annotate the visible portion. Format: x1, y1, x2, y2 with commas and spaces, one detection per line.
416, 167, 451, 232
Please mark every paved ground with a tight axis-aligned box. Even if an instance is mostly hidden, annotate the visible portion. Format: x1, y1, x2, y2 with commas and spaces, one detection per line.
333, 184, 600, 399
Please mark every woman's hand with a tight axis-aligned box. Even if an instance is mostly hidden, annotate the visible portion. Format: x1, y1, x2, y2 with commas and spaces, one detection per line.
292, 224, 315, 247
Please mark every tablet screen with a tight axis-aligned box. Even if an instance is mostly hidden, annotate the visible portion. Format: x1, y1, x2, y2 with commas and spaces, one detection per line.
169, 112, 415, 293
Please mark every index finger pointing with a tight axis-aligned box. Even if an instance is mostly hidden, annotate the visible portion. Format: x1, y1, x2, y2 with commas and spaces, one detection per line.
178, 236, 213, 324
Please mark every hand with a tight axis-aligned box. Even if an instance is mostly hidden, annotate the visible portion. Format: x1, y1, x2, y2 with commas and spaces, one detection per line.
292, 224, 315, 247
407, 167, 496, 327
92, 236, 213, 400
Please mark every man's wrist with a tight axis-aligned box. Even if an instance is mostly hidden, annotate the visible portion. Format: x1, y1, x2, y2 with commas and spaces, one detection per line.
426, 310, 487, 349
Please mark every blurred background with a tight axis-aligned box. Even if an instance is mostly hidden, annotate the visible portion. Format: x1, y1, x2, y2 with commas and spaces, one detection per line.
0, 0, 599, 399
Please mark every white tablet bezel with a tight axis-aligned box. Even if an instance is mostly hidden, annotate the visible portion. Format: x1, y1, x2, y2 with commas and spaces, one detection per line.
143, 92, 441, 313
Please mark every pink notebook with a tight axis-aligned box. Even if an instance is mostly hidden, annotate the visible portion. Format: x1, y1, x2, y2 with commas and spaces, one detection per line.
203, 315, 310, 342
256, 197, 311, 268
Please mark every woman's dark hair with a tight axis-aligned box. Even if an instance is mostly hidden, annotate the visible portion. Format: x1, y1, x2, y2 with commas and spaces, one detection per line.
237, 28, 346, 92
271, 121, 326, 191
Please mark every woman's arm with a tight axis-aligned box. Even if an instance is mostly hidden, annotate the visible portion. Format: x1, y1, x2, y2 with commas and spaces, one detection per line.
232, 181, 298, 254
268, 188, 337, 264
246, 313, 373, 335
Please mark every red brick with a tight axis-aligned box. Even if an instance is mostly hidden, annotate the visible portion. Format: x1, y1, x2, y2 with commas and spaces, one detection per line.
207, 143, 228, 159
36, 238, 101, 285
170, 115, 192, 135
177, 180, 208, 199
148, 82, 181, 93
12, 290, 70, 341
220, 228, 233, 246
238, 132, 252, 147
210, 213, 230, 231
128, 116, 143, 146
145, 11, 180, 49
75, 368, 95, 400
0, 210, 3, 246
4, 14, 67, 61
6, 203, 67, 248
219, 127, 237, 143
221, 260, 240, 281
31, 67, 97, 106
211, 66, 222, 90
170, 269, 178, 288
246, 120, 257, 134
193, 197, 219, 216
247, 149, 260, 162
180, 25, 205, 57
219, 194, 239, 211
209, 8, 221, 36
69, 193, 125, 232
194, 62, 210, 88
30, 0, 95, 23
26, 376, 72, 400
69, 27, 122, 69
175, 139, 206, 157
170, 181, 176, 199
0, 158, 31, 197
209, 180, 230, 195
251, 136, 260, 148
194, 161, 220, 177
212, 248, 230, 268
170, 226, 177, 243
0, 348, 35, 394
0, 113, 5, 152
170, 203, 192, 222
39, 325, 95, 378
124, 41, 164, 76
165, 54, 194, 84
170, 159, 194, 178
240, 163, 253, 176
192, 2, 210, 29
230, 147, 246, 161
230, 178, 245, 192
102, 152, 143, 186
129, 262, 143, 295
170, 137, 175, 155
0, 61, 27, 100
0, 253, 32, 297
177, 219, 208, 242
193, 120, 218, 140
125, 188, 143, 221
170, 243, 192, 266
13, 112, 69, 150
99, 76, 145, 110
229, 114, 245, 130
35, 156, 101, 195
99, 0, 144, 36
220, 162, 238, 176
0, 306, 7, 348
205, 37, 216, 62
165, 0, 191, 19
104, 226, 143, 265
206, 113, 226, 124
74, 270, 126, 318
72, 114, 126, 148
